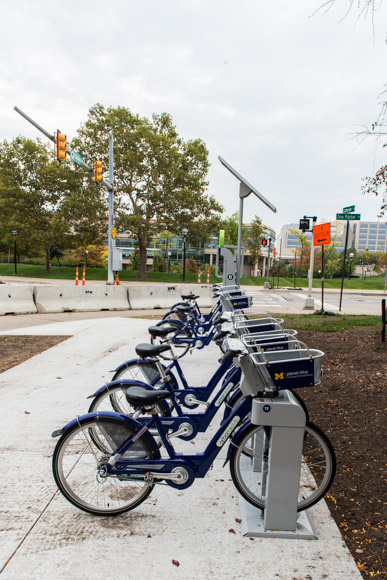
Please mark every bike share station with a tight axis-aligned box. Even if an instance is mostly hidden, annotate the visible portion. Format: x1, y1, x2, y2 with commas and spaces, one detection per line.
219, 158, 317, 540
240, 391, 316, 540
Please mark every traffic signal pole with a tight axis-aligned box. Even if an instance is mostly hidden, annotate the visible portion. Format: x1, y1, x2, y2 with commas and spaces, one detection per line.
14, 106, 115, 283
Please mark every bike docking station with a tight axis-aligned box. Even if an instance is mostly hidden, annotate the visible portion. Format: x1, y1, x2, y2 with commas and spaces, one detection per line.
238, 390, 317, 540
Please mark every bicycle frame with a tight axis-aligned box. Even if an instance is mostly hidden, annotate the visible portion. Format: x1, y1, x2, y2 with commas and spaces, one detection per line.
161, 317, 218, 349
163, 298, 222, 325
103, 396, 253, 488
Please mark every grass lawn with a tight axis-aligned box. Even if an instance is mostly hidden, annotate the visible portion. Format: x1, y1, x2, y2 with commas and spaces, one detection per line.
0, 262, 386, 290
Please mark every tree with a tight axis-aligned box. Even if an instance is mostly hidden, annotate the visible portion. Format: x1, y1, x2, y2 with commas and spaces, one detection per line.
220, 212, 249, 246
73, 105, 223, 278
0, 137, 105, 271
245, 216, 265, 269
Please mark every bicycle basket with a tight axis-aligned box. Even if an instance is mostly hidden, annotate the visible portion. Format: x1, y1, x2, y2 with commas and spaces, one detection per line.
234, 317, 284, 336
242, 333, 301, 353
252, 348, 324, 389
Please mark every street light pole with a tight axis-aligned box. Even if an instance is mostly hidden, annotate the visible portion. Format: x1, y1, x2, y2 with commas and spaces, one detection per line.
12, 230, 17, 275
182, 229, 188, 281
89, 109, 114, 284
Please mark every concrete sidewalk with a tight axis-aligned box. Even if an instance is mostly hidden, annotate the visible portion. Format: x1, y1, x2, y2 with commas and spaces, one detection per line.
0, 317, 361, 580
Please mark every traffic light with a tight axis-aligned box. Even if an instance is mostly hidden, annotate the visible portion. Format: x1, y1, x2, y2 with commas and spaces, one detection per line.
299, 218, 310, 231
262, 238, 268, 247
94, 160, 103, 182
56, 131, 67, 162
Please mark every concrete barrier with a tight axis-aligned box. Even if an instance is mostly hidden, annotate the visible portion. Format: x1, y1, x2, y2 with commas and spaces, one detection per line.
128, 284, 212, 309
0, 285, 37, 315
34, 286, 130, 313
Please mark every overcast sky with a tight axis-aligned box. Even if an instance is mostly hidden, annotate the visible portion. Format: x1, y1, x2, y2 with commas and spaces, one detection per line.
1, 0, 387, 235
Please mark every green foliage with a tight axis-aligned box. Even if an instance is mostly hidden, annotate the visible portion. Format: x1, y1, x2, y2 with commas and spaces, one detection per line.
129, 249, 140, 270
152, 254, 165, 272
220, 212, 249, 246
281, 314, 381, 333
0, 136, 106, 272
245, 216, 264, 266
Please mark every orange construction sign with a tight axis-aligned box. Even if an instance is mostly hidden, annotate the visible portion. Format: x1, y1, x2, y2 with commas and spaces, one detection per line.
313, 223, 331, 247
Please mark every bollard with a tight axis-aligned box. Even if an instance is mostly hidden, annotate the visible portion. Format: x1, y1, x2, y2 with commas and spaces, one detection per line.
197, 268, 201, 285
206, 267, 210, 285
82, 266, 86, 286
75, 266, 79, 286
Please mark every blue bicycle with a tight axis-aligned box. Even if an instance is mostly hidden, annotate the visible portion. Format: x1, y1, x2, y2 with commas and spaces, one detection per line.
52, 350, 335, 516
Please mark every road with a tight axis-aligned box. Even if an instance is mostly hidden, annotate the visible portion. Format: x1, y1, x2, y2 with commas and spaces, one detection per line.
243, 287, 384, 315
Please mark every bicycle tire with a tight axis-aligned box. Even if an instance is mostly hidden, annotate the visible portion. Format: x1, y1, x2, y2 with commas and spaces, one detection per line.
53, 417, 156, 516
230, 421, 336, 512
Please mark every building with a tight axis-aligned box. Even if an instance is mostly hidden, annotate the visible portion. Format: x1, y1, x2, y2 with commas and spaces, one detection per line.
350, 221, 387, 253
114, 224, 276, 275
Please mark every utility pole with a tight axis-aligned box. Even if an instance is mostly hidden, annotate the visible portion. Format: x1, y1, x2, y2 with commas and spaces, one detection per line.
299, 215, 317, 309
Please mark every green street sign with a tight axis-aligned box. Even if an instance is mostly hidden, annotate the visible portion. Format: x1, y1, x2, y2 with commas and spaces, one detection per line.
343, 205, 355, 214
219, 230, 225, 248
336, 213, 361, 221
70, 149, 83, 166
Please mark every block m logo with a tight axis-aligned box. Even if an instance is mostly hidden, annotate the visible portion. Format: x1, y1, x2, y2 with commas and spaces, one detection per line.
274, 372, 284, 380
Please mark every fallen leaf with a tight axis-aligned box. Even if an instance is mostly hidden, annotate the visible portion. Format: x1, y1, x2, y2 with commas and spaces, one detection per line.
229, 528, 236, 534
172, 560, 180, 567
235, 518, 242, 524
24, 411, 30, 415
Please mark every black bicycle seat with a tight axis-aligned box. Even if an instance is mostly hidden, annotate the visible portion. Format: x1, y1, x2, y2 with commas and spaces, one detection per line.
175, 304, 193, 312
181, 293, 199, 300
148, 324, 177, 337
135, 343, 171, 358
125, 386, 171, 406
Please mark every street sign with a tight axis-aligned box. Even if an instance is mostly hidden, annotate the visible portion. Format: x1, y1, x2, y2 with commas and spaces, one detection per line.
343, 205, 355, 214
111, 226, 117, 239
313, 223, 331, 247
336, 213, 361, 221
70, 149, 83, 166
299, 218, 310, 231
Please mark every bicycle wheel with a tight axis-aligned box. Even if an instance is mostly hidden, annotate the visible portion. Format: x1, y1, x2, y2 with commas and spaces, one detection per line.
230, 421, 336, 512
150, 321, 191, 360
88, 382, 171, 417
53, 417, 156, 516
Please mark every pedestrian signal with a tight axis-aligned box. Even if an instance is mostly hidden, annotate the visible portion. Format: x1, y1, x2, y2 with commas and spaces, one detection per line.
262, 239, 268, 247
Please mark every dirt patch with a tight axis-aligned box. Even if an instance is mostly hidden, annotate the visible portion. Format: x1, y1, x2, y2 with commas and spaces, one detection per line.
297, 329, 386, 579
0, 335, 68, 373
0, 329, 385, 577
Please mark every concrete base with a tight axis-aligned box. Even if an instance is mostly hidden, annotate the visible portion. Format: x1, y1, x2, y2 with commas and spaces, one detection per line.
239, 495, 317, 540
304, 298, 315, 309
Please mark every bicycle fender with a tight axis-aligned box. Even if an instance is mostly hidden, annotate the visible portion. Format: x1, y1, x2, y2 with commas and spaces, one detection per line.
221, 388, 245, 423
87, 378, 155, 399
111, 356, 147, 373
51, 412, 161, 457
225, 420, 254, 462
